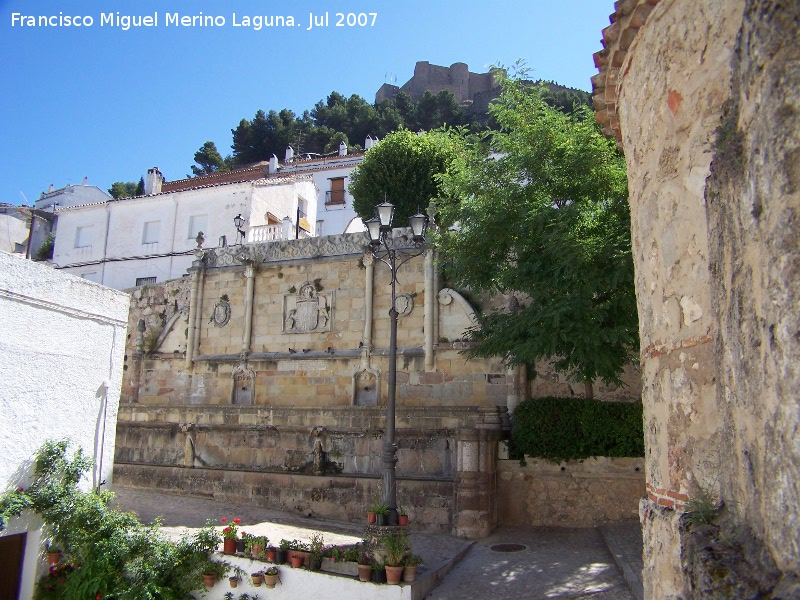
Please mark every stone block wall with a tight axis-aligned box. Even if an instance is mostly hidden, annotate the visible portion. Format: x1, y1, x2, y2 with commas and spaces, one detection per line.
594, 0, 800, 596
497, 457, 645, 527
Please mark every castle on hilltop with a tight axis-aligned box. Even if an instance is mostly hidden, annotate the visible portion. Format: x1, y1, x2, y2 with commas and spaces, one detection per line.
375, 61, 501, 113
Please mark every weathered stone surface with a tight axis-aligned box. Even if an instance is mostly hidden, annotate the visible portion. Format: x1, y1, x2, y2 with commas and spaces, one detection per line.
497, 457, 645, 527
599, 0, 800, 596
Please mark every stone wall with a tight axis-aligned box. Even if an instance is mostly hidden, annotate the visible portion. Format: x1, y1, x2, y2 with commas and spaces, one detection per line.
594, 0, 799, 596
497, 457, 645, 527
116, 230, 642, 538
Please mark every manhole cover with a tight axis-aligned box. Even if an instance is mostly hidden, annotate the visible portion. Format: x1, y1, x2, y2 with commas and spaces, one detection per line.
490, 543, 527, 553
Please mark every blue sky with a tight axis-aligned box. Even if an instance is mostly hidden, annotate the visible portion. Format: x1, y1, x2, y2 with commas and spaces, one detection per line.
0, 1, 612, 206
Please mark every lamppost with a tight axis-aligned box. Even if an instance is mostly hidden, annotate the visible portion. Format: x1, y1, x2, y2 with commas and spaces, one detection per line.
234, 213, 246, 244
365, 201, 429, 525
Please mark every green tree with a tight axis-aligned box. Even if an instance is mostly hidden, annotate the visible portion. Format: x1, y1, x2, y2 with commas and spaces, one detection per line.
436, 79, 637, 397
108, 181, 139, 199
349, 128, 464, 225
190, 141, 229, 176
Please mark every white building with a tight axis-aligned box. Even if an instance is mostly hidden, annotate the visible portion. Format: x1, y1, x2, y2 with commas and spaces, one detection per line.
0, 204, 30, 254
52, 171, 318, 290
50, 138, 375, 290
0, 252, 128, 600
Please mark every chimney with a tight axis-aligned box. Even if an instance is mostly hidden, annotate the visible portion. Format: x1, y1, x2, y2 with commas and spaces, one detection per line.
269, 155, 279, 175
339, 141, 348, 156
365, 136, 373, 150
82, 176, 88, 186
48, 184, 54, 193
145, 167, 163, 195
285, 146, 294, 162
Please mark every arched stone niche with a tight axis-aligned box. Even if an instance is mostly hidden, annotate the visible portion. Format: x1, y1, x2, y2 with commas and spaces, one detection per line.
352, 367, 380, 406
230, 363, 255, 405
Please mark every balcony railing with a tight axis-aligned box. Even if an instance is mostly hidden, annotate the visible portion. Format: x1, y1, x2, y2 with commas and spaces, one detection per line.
326, 189, 346, 205
247, 223, 312, 243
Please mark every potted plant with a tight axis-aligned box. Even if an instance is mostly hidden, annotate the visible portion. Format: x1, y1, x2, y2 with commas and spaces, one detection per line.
308, 533, 324, 571
277, 539, 291, 564
264, 565, 279, 588
46, 543, 62, 566
368, 490, 384, 524
398, 506, 409, 526
286, 539, 308, 567
382, 532, 409, 584
247, 535, 268, 559
373, 502, 390, 526
251, 570, 264, 586
357, 554, 373, 582
403, 554, 423, 582
201, 558, 229, 589
220, 517, 241, 554
236, 531, 247, 555
371, 561, 387, 583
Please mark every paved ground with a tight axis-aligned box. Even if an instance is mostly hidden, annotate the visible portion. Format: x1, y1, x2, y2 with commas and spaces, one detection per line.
112, 486, 643, 599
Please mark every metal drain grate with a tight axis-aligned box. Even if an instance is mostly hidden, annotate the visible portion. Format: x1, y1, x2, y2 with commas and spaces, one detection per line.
490, 543, 527, 553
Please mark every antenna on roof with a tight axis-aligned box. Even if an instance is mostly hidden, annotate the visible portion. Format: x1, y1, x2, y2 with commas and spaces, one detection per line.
19, 191, 30, 206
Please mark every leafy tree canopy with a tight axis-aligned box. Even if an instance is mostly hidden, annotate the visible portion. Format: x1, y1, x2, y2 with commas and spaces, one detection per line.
193, 79, 590, 176
435, 78, 637, 393
189, 140, 232, 176
349, 128, 465, 226
108, 178, 144, 199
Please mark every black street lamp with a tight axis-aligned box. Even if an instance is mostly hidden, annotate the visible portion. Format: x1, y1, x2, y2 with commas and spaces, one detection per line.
365, 201, 428, 525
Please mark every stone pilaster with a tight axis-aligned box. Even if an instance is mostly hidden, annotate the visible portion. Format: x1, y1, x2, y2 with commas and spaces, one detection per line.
452, 406, 503, 538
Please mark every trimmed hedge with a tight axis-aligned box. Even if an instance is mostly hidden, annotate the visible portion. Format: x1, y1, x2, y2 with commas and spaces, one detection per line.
508, 396, 644, 462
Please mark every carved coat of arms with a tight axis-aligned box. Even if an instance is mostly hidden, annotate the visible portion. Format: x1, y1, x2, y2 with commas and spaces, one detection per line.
283, 282, 333, 334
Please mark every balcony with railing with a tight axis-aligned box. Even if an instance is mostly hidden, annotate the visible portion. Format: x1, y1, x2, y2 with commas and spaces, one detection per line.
325, 189, 347, 206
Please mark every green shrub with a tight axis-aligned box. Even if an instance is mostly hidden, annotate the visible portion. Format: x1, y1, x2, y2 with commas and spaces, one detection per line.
33, 232, 55, 261
508, 397, 644, 462
0, 440, 228, 600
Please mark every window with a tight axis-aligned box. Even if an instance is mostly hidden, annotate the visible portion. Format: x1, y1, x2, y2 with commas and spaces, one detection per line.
135, 276, 157, 286
188, 214, 208, 239
142, 221, 160, 244
327, 177, 346, 205
74, 226, 93, 248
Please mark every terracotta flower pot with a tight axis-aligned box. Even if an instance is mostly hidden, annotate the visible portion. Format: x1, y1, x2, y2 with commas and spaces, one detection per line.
223, 538, 237, 554
403, 565, 418, 582
385, 565, 404, 585
251, 543, 264, 559
367, 511, 377, 524
202, 572, 217, 588
264, 572, 278, 588
47, 551, 62, 566
398, 514, 409, 526
229, 576, 239, 588
266, 547, 277, 562
357, 564, 372, 582
289, 554, 304, 568
251, 572, 264, 586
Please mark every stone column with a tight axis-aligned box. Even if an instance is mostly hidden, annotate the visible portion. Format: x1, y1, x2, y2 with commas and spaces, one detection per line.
452, 406, 503, 538
360, 250, 375, 372
242, 262, 256, 353
128, 319, 146, 402
424, 248, 435, 371
185, 263, 202, 369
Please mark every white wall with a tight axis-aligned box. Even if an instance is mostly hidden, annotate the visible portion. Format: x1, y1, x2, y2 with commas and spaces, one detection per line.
0, 252, 128, 599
